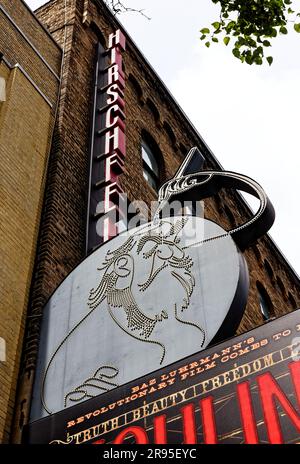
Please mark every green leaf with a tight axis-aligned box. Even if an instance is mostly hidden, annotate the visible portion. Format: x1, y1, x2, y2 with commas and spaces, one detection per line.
200, 34, 206, 40
263, 40, 271, 47
294, 23, 300, 33
232, 48, 240, 58
279, 26, 288, 34
212, 21, 221, 30
200, 28, 210, 34
270, 28, 278, 37
212, 37, 219, 43
226, 20, 236, 32
205, 41, 210, 48
223, 36, 230, 46
267, 56, 273, 66
245, 55, 253, 65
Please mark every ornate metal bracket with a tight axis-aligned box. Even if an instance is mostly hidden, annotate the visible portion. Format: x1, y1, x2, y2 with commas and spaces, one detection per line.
154, 147, 275, 251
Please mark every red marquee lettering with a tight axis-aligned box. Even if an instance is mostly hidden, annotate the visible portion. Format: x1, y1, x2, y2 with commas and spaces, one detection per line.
154, 414, 167, 444
200, 396, 217, 444
181, 403, 197, 444
258, 361, 300, 444
113, 426, 149, 444
237, 381, 258, 444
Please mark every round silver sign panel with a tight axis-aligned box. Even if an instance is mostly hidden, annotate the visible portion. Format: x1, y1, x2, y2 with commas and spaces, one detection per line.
31, 216, 249, 420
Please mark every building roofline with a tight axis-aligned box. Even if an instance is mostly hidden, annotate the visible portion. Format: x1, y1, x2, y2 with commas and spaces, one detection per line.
92, 0, 300, 283
34, 0, 300, 285
1, 54, 53, 107
20, 0, 62, 52
264, 234, 300, 282
0, 2, 61, 80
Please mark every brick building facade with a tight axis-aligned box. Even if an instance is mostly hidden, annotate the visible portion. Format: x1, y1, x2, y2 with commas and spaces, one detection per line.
0, 0, 62, 443
0, 0, 299, 443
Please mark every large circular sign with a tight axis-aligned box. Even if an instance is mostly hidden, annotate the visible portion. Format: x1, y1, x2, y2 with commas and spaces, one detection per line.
31, 216, 249, 420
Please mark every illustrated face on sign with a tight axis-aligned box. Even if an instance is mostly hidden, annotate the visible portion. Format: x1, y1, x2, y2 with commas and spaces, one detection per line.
30, 148, 275, 421
87, 218, 204, 365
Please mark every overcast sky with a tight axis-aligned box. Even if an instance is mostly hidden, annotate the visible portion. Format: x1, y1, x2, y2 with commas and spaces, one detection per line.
25, 0, 300, 276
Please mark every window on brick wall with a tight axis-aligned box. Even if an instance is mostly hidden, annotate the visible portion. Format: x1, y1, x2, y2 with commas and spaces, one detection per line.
256, 281, 274, 321
141, 138, 160, 192
264, 259, 274, 282
224, 205, 235, 227
288, 291, 297, 310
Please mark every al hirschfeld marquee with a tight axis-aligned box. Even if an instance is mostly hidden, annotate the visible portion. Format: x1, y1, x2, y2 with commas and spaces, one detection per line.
25, 28, 300, 445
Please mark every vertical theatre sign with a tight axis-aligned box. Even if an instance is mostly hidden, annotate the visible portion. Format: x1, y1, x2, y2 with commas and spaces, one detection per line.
87, 29, 126, 253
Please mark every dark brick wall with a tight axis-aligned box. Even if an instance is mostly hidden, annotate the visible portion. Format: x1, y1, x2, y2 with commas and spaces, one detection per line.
11, 0, 300, 442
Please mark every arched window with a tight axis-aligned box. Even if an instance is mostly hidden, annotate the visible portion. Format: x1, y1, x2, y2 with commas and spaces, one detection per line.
163, 121, 177, 146
90, 23, 107, 48
224, 205, 235, 227
252, 245, 261, 261
288, 291, 297, 310
214, 193, 222, 212
141, 138, 160, 192
128, 74, 144, 103
256, 282, 274, 321
264, 259, 274, 281
146, 98, 160, 123
276, 275, 287, 299
179, 144, 187, 157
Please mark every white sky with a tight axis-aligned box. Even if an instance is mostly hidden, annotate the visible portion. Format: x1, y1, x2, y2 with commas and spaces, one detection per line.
25, 0, 300, 276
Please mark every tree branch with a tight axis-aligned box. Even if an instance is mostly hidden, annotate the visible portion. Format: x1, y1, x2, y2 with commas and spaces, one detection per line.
104, 0, 151, 20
